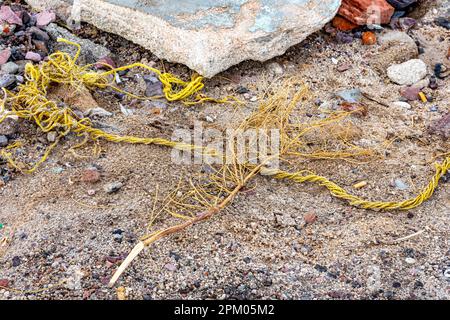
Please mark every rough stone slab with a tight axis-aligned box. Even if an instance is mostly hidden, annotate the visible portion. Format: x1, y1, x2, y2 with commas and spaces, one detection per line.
25, 0, 341, 77
338, 0, 394, 25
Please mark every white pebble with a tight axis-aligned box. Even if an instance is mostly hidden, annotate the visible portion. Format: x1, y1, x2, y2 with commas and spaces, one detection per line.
387, 59, 427, 86
392, 101, 411, 110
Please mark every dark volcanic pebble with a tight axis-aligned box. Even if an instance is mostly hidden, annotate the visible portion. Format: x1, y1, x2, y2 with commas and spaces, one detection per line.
387, 0, 417, 9
435, 17, 450, 30
29, 26, 50, 42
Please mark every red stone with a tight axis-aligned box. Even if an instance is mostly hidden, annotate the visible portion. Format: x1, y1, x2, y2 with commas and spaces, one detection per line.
332, 16, 358, 31
0, 279, 10, 288
339, 0, 395, 26
399, 86, 420, 101
362, 31, 377, 45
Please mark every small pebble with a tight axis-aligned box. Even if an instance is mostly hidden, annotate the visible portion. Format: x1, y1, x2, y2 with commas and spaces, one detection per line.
429, 76, 438, 90
353, 181, 367, 189
267, 62, 284, 75
81, 168, 101, 184
29, 27, 50, 42
332, 16, 357, 32
25, 51, 42, 62
444, 268, 450, 279
429, 105, 438, 112
0, 6, 22, 25
104, 182, 123, 193
12, 256, 21, 267
362, 31, 377, 45
397, 17, 416, 31
235, 86, 249, 94
145, 81, 163, 97
336, 31, 353, 44
113, 233, 123, 242
387, 0, 417, 10
394, 178, 409, 190
33, 40, 48, 54
47, 131, 57, 142
434, 63, 448, 79
0, 48, 11, 65
0, 135, 8, 147
1, 61, 19, 74
165, 263, 177, 272
0, 120, 17, 139
399, 86, 420, 101
392, 101, 411, 109
86, 107, 113, 118
96, 56, 116, 69
405, 257, 416, 264
112, 229, 123, 242
0, 279, 9, 288
435, 17, 450, 30
0, 74, 16, 89
304, 212, 317, 224
337, 63, 351, 72
36, 10, 56, 28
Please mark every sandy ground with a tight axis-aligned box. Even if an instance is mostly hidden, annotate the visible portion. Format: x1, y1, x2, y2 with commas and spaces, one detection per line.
0, 2, 449, 300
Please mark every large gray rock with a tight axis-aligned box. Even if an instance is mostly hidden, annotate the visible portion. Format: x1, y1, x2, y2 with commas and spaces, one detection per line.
26, 0, 341, 77
46, 23, 111, 63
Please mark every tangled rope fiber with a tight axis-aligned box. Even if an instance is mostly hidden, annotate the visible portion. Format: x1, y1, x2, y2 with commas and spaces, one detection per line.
261, 155, 450, 211
0, 38, 447, 212
0, 38, 234, 173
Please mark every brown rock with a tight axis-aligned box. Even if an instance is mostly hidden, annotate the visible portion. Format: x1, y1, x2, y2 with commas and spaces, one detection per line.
399, 86, 420, 101
339, 0, 395, 25
429, 113, 450, 139
96, 56, 116, 69
32, 40, 49, 55
304, 212, 317, 224
337, 63, 351, 72
47, 84, 99, 113
81, 168, 101, 184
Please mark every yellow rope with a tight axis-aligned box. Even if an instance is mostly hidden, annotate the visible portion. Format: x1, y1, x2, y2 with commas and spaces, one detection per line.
54, 39, 239, 106
0, 38, 447, 212
0, 280, 66, 295
261, 155, 450, 211
0, 38, 224, 173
